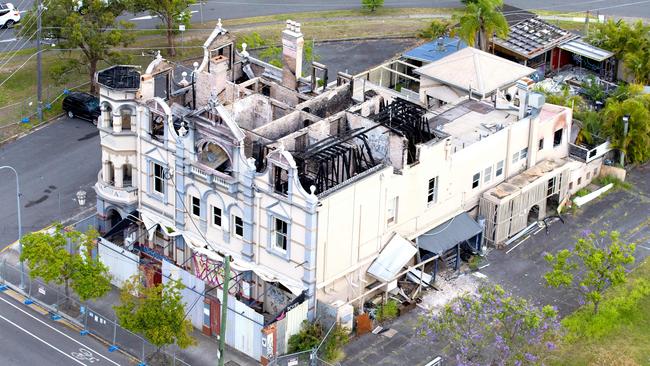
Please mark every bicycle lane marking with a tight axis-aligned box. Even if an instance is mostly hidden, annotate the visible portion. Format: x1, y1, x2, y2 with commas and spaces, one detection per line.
0, 294, 121, 366
0, 313, 87, 366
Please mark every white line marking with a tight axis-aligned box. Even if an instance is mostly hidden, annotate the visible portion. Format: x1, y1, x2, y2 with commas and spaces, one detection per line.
0, 295, 121, 366
0, 38, 17, 43
0, 313, 87, 365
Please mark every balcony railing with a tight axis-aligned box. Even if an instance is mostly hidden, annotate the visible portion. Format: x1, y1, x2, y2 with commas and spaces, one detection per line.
95, 171, 138, 204
190, 163, 234, 189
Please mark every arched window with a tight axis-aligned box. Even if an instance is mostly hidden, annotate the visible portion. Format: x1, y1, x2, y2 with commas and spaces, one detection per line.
198, 141, 232, 174
121, 107, 133, 131
123, 164, 133, 187
105, 161, 115, 184
102, 103, 113, 128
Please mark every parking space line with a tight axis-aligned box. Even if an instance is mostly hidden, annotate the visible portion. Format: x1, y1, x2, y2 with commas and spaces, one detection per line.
0, 295, 121, 366
0, 313, 87, 365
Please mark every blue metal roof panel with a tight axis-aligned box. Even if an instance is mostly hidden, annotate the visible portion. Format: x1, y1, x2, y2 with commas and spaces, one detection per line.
403, 37, 467, 63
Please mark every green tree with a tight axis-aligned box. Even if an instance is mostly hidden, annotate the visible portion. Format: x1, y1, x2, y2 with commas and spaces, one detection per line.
601, 94, 650, 163
419, 284, 561, 365
115, 275, 196, 351
20, 225, 112, 302
624, 49, 650, 84
129, 0, 196, 57
544, 230, 636, 314
361, 0, 384, 12
588, 20, 650, 83
18, 0, 134, 94
417, 20, 452, 40
455, 0, 509, 52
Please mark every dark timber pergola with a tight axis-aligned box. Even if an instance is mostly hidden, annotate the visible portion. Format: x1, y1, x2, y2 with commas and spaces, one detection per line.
294, 127, 377, 194
372, 98, 435, 164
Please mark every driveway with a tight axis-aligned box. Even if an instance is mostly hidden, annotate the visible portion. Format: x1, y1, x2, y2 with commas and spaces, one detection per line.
342, 163, 650, 366
0, 116, 100, 248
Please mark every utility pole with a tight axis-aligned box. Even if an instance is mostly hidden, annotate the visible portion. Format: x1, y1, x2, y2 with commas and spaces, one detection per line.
36, 0, 43, 122
620, 115, 630, 166
218, 255, 231, 366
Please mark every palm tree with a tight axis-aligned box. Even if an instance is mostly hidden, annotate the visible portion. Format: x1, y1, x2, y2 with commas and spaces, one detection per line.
455, 0, 509, 52
624, 49, 650, 85
602, 95, 650, 164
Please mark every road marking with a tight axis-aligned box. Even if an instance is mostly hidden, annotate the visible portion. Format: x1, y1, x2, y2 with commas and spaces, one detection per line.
0, 295, 121, 366
0, 38, 16, 43
0, 313, 87, 365
130, 10, 197, 21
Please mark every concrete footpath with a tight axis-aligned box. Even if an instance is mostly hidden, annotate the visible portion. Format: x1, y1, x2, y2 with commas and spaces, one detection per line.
0, 244, 256, 366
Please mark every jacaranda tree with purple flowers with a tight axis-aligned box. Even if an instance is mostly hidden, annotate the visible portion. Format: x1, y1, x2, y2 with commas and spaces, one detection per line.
419, 284, 561, 366
544, 230, 636, 314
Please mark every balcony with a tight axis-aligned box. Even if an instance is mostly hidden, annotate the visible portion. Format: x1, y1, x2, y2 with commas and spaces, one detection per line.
95, 171, 138, 205
190, 164, 235, 190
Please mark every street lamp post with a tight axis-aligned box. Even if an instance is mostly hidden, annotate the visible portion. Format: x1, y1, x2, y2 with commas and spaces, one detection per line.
620, 114, 630, 166
0, 166, 25, 289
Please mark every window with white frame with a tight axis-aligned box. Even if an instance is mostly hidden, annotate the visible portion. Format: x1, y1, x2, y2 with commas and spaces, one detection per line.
520, 147, 528, 160
212, 206, 222, 227
387, 197, 398, 225
512, 151, 520, 164
191, 196, 201, 217
152, 163, 165, 194
272, 217, 288, 252
496, 160, 504, 177
484, 166, 492, 183
472, 172, 480, 189
233, 215, 243, 238
427, 177, 438, 204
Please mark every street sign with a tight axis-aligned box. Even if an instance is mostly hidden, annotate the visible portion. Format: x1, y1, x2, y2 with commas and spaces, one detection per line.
179, 24, 186, 32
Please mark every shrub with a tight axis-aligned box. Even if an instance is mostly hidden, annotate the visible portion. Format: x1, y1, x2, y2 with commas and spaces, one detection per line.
594, 175, 632, 190
376, 299, 399, 322
287, 321, 350, 363
575, 188, 590, 197
468, 255, 482, 271
287, 321, 322, 353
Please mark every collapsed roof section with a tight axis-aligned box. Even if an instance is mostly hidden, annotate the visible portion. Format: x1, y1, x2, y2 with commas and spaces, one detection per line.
492, 16, 578, 60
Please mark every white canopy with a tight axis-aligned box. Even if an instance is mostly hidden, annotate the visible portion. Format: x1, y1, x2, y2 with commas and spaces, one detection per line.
367, 234, 418, 282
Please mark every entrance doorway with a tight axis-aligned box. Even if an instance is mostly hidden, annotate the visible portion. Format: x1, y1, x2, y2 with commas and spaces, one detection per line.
527, 205, 540, 225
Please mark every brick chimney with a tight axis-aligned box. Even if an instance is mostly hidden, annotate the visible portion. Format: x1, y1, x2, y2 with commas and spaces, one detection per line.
281, 20, 304, 90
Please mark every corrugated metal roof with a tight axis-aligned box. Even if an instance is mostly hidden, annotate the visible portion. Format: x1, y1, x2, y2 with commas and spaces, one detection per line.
403, 37, 467, 63
367, 234, 417, 282
492, 17, 578, 59
558, 39, 614, 62
417, 212, 483, 254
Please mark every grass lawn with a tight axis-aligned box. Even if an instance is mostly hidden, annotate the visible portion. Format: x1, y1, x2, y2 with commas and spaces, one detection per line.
550, 257, 650, 365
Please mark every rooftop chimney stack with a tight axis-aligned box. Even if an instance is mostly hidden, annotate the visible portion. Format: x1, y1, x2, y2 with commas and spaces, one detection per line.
281, 19, 304, 90
515, 78, 533, 119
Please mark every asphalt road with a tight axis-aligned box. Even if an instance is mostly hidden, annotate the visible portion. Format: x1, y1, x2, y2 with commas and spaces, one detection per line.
0, 290, 133, 366
2, 0, 650, 51
0, 116, 99, 248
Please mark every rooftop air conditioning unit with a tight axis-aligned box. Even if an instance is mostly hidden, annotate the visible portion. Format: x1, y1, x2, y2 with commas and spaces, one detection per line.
528, 93, 546, 109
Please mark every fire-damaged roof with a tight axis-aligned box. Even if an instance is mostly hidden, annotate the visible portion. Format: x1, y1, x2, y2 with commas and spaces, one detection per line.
492, 17, 578, 59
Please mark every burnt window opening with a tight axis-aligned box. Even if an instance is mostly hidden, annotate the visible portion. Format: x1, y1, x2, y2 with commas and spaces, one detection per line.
553, 128, 563, 147
295, 133, 308, 152
252, 142, 269, 173
371, 99, 435, 165
199, 142, 232, 174
261, 85, 271, 97
273, 166, 289, 195
150, 113, 165, 141
154, 72, 170, 101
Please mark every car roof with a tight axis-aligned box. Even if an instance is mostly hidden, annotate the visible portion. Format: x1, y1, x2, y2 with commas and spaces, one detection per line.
67, 92, 97, 101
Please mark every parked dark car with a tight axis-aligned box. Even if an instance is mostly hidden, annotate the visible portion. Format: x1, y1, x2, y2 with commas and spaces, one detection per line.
62, 92, 100, 123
